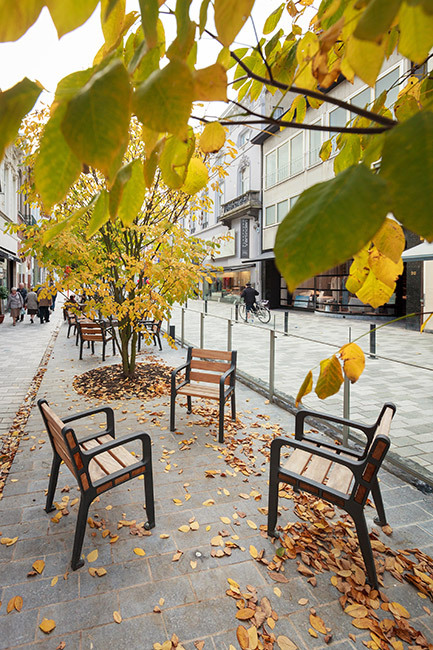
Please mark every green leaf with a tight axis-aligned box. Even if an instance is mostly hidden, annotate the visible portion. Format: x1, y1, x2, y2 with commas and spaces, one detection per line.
319, 139, 332, 162
61, 60, 131, 180
181, 157, 209, 195
193, 63, 227, 101
87, 190, 110, 238
333, 134, 361, 174
0, 78, 42, 162
118, 160, 146, 226
398, 2, 433, 64
295, 370, 313, 407
34, 104, 82, 211
345, 35, 386, 87
46, 0, 99, 38
101, 0, 126, 51
160, 130, 195, 189
354, 0, 402, 43
54, 68, 94, 104
315, 355, 344, 400
139, 0, 159, 48
274, 165, 390, 291
380, 111, 433, 241
42, 195, 98, 245
199, 0, 211, 34
133, 59, 194, 137
214, 0, 255, 47
199, 122, 226, 153
0, 0, 44, 41
263, 3, 285, 35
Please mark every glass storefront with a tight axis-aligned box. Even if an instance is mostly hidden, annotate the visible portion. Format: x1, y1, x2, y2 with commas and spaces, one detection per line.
204, 268, 253, 302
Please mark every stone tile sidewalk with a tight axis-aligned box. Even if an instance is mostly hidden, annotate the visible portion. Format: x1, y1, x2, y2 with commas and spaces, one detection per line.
0, 317, 433, 649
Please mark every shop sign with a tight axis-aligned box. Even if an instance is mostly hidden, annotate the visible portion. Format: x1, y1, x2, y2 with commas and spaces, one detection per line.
240, 219, 249, 259
214, 229, 235, 258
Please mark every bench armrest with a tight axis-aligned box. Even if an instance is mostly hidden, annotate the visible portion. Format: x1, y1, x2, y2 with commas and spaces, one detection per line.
81, 430, 152, 464
295, 408, 374, 444
219, 366, 236, 396
171, 361, 190, 393
270, 436, 362, 472
62, 406, 115, 441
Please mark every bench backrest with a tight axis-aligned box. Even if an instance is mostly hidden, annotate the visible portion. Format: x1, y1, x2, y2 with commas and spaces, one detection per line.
189, 348, 236, 385
79, 321, 104, 341
39, 402, 77, 476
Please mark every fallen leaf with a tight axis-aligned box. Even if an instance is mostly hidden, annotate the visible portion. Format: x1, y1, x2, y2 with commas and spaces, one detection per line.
274, 587, 282, 598
178, 525, 190, 533
51, 576, 58, 587
172, 551, 183, 562
39, 617, 56, 634
236, 608, 255, 620
236, 625, 249, 649
246, 520, 257, 530
249, 545, 258, 559
190, 560, 197, 569
309, 613, 327, 634
277, 636, 298, 650
220, 516, 231, 524
298, 598, 308, 606
160, 534, 170, 539
87, 549, 98, 563
113, 610, 122, 623
32, 560, 45, 575
202, 499, 215, 506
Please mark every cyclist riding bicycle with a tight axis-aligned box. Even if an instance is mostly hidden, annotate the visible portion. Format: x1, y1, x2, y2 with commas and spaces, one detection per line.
241, 282, 259, 322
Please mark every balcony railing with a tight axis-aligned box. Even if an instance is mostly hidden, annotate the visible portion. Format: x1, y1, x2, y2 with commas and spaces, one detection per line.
220, 190, 261, 222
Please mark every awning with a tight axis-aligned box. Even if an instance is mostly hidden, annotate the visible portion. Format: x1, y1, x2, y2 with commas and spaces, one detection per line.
0, 246, 21, 263
241, 251, 275, 264
215, 264, 256, 271
401, 242, 433, 262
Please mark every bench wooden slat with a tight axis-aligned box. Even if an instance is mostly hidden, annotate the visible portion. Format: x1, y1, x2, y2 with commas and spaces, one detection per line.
96, 435, 137, 468
41, 404, 77, 476
177, 384, 220, 399
191, 348, 232, 361
190, 359, 231, 373
375, 407, 393, 438
189, 370, 230, 385
302, 454, 333, 483
281, 448, 311, 474
326, 462, 354, 494
80, 439, 124, 475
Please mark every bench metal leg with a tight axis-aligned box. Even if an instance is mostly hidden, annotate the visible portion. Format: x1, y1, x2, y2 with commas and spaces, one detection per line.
155, 334, 162, 351
170, 392, 176, 432
79, 339, 84, 360
71, 497, 90, 570
371, 479, 387, 527
353, 511, 378, 588
231, 392, 236, 420
186, 396, 192, 414
91, 341, 95, 355
267, 458, 280, 537
45, 454, 61, 513
143, 466, 155, 530
218, 400, 224, 443
112, 338, 116, 356
102, 341, 106, 362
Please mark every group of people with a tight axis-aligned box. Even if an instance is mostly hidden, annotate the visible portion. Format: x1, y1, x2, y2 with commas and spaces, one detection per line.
5, 284, 57, 326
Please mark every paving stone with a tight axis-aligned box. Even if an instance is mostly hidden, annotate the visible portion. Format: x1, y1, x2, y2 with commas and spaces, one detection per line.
81, 614, 166, 649
162, 596, 235, 641
0, 608, 39, 649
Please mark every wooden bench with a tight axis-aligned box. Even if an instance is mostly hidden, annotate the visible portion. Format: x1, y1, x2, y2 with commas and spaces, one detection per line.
138, 320, 162, 352
267, 403, 396, 588
38, 399, 155, 570
170, 347, 237, 443
76, 320, 116, 361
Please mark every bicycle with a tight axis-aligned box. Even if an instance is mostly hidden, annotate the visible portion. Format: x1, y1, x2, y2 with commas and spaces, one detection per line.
238, 299, 271, 324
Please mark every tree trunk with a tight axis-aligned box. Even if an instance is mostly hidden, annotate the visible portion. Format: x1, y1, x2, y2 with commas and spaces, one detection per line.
119, 327, 136, 378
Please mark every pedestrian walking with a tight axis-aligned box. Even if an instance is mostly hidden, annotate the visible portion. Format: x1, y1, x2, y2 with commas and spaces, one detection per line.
51, 289, 58, 311
241, 282, 259, 322
26, 288, 39, 324
18, 282, 27, 322
37, 288, 51, 324
6, 287, 24, 326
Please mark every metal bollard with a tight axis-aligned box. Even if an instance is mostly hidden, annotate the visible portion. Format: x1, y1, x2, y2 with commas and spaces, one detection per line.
181, 308, 185, 348
269, 329, 276, 402
200, 312, 204, 348
169, 325, 175, 340
342, 327, 351, 445
227, 319, 233, 351
204, 300, 208, 314
184, 300, 188, 309
284, 311, 289, 336
234, 303, 239, 322
369, 324, 376, 358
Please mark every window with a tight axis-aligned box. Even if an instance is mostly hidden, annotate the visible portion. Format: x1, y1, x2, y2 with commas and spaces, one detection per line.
290, 194, 300, 209
277, 200, 288, 223
290, 133, 304, 176
265, 205, 276, 226
214, 182, 223, 218
238, 129, 249, 147
309, 122, 322, 167
273, 106, 284, 118
277, 143, 289, 182
375, 67, 400, 112
239, 166, 250, 194
351, 87, 371, 114
329, 107, 347, 154
265, 150, 277, 188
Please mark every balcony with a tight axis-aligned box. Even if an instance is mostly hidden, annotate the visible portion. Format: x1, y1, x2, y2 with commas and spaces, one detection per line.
219, 190, 261, 225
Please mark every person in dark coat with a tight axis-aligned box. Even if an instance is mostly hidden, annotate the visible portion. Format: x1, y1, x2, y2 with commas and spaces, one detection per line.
18, 283, 27, 321
241, 282, 259, 322
37, 287, 51, 323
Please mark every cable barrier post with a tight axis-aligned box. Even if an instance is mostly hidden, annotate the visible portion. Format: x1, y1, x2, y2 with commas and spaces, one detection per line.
269, 329, 276, 402
200, 312, 204, 349
235, 303, 239, 322
369, 324, 377, 359
284, 311, 289, 336
204, 300, 208, 314
181, 308, 185, 348
227, 319, 233, 351
342, 327, 351, 446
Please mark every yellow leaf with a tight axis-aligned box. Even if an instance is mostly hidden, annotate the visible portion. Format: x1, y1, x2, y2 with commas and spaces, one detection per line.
51, 576, 58, 587
87, 549, 98, 563
96, 567, 107, 576
214, 0, 254, 47
267, 617, 275, 629
133, 547, 146, 556
315, 355, 344, 399
277, 636, 298, 650
178, 525, 190, 533
295, 370, 313, 407
211, 535, 224, 547
246, 520, 257, 530
190, 560, 197, 569
309, 613, 327, 634
273, 587, 282, 598
236, 607, 255, 620
32, 560, 45, 575
220, 516, 231, 524
160, 534, 170, 539
199, 122, 226, 154
388, 601, 410, 619
113, 610, 122, 624
181, 157, 209, 196
368, 247, 403, 288
421, 313, 433, 333
339, 342, 365, 384
372, 218, 405, 263
346, 36, 385, 87
356, 269, 395, 308
194, 64, 227, 102
173, 498, 183, 505
109, 535, 119, 544
398, 2, 433, 64
345, 604, 368, 618
202, 499, 215, 506
249, 545, 258, 559
227, 578, 240, 590
39, 617, 56, 634
236, 624, 250, 649
190, 521, 199, 530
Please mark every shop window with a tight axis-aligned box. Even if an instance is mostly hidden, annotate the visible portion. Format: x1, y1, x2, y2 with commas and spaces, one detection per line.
265, 150, 277, 188
375, 67, 400, 112
290, 133, 304, 176
265, 205, 276, 226
309, 122, 322, 167
277, 199, 288, 223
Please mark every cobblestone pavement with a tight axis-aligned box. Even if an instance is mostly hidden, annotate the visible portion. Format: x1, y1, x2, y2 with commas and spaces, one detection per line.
0, 316, 433, 649
170, 300, 433, 483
